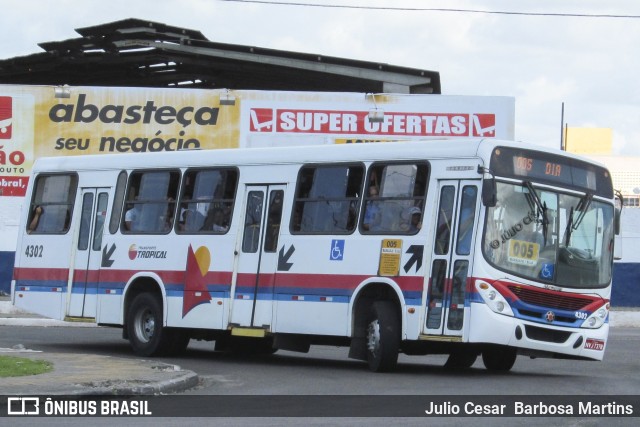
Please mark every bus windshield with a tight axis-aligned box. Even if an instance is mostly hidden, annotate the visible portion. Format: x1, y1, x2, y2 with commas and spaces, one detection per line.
483, 181, 614, 289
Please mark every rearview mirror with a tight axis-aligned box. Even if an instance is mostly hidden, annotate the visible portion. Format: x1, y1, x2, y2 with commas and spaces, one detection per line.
614, 190, 623, 235
478, 165, 497, 207
482, 178, 497, 207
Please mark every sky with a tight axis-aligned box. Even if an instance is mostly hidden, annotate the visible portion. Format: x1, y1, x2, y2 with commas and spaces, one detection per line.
0, 0, 638, 155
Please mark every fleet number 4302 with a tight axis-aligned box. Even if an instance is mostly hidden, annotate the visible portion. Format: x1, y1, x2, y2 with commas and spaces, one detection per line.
25, 245, 43, 258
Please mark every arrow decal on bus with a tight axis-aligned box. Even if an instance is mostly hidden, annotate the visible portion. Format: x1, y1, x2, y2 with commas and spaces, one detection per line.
278, 245, 295, 271
403, 245, 424, 273
101, 244, 116, 267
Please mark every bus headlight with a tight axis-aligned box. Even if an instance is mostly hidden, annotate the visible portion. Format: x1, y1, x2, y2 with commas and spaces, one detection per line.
581, 303, 609, 329
476, 281, 514, 316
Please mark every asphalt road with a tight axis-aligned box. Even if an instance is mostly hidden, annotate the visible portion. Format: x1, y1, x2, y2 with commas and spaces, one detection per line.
1, 325, 639, 394
2, 325, 639, 426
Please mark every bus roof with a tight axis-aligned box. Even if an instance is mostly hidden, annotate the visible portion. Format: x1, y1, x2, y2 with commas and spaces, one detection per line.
31, 138, 518, 173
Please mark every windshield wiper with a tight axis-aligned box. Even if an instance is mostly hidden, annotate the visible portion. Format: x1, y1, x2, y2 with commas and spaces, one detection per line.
523, 181, 549, 245
564, 192, 593, 246
574, 193, 593, 228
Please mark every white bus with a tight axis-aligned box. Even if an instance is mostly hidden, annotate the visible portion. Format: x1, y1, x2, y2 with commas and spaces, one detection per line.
11, 138, 619, 372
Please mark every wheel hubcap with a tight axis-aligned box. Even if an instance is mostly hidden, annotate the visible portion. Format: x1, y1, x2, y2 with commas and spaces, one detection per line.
367, 319, 381, 354
135, 308, 155, 343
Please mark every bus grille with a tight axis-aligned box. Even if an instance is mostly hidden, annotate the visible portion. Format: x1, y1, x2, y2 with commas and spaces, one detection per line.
519, 309, 575, 324
524, 325, 572, 343
507, 285, 594, 311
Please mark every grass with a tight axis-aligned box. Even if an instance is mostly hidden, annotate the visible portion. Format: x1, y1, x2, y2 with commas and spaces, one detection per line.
0, 355, 53, 377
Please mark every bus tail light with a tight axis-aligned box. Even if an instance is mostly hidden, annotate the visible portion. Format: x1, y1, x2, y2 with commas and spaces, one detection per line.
475, 280, 514, 316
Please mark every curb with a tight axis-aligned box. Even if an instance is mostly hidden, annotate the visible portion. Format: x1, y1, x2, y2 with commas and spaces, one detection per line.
0, 349, 200, 396
70, 368, 200, 396
0, 318, 97, 326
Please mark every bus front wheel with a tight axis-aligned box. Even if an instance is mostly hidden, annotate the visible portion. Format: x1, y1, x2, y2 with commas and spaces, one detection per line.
482, 345, 517, 372
366, 301, 400, 372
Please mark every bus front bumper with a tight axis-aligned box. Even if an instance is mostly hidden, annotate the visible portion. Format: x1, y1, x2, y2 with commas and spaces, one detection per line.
468, 303, 609, 361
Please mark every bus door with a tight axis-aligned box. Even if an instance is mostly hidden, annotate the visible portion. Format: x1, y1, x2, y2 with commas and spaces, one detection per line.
67, 188, 109, 319
424, 180, 479, 337
231, 185, 286, 330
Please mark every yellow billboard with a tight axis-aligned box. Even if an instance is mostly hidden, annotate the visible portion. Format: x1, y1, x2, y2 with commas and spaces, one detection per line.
37, 86, 241, 156
0, 85, 240, 196
565, 127, 612, 155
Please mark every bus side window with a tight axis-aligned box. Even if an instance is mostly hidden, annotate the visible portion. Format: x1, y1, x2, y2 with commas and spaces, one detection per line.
110, 171, 127, 234
291, 164, 363, 234
177, 168, 238, 234
123, 170, 180, 234
243, 191, 264, 253
264, 190, 284, 252
93, 192, 109, 250
27, 174, 77, 234
361, 162, 428, 234
456, 186, 478, 255
435, 186, 456, 254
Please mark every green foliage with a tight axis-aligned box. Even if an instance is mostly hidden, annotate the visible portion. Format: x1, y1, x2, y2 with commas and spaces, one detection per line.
0, 355, 53, 377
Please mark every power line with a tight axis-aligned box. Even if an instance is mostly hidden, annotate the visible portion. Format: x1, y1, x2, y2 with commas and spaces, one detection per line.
218, 0, 640, 19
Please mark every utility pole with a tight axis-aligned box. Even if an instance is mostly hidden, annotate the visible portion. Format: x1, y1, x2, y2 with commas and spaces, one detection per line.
560, 102, 565, 151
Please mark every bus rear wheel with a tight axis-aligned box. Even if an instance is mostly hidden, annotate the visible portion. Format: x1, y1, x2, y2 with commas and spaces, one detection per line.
482, 345, 517, 372
444, 351, 478, 369
127, 293, 189, 356
366, 301, 400, 372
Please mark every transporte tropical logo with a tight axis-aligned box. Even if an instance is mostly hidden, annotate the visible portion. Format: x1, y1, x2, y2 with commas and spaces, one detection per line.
127, 244, 167, 260
128, 244, 138, 260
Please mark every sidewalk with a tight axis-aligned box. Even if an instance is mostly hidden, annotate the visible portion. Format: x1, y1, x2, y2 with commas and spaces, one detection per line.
0, 349, 198, 395
0, 296, 199, 395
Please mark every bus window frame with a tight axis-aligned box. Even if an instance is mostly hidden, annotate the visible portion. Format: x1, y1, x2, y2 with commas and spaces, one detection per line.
175, 166, 239, 235
109, 170, 128, 235
26, 172, 78, 235
121, 168, 181, 235
481, 179, 614, 289
290, 162, 365, 236
359, 161, 430, 235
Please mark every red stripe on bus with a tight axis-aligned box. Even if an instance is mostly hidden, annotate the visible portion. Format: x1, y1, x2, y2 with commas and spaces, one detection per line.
15, 266, 424, 291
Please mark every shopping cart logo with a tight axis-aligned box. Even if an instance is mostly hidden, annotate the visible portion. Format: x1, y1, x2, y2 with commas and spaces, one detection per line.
249, 108, 275, 132
0, 96, 12, 139
470, 114, 495, 137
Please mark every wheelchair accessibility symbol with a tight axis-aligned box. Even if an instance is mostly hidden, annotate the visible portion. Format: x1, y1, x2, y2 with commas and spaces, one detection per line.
540, 262, 555, 280
330, 239, 345, 261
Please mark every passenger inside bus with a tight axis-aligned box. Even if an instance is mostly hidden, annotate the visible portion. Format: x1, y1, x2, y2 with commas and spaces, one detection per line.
27, 205, 70, 233
161, 199, 175, 232
362, 163, 428, 234
179, 208, 204, 232
406, 206, 422, 232
201, 208, 228, 232
27, 205, 44, 233
362, 184, 381, 231
124, 202, 141, 231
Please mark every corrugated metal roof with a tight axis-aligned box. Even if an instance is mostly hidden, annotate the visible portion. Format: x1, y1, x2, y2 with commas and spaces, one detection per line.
0, 18, 440, 94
